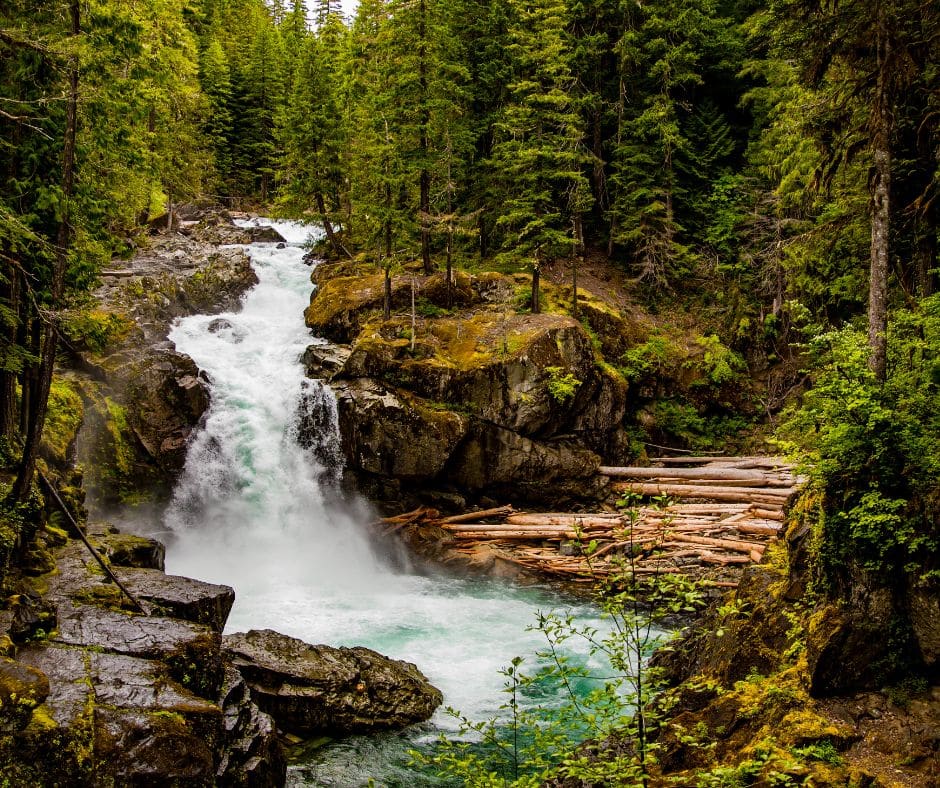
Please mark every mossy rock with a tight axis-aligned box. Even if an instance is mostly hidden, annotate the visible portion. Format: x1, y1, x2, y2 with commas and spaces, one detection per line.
0, 657, 49, 733
40, 380, 84, 470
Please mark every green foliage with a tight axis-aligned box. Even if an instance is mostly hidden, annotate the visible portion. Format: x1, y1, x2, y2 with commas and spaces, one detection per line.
690, 334, 746, 387
791, 739, 843, 766
413, 500, 704, 787
619, 334, 684, 381
61, 309, 134, 354
778, 297, 940, 585
544, 366, 581, 404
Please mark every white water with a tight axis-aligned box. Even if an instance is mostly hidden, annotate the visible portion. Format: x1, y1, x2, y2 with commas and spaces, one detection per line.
163, 218, 608, 784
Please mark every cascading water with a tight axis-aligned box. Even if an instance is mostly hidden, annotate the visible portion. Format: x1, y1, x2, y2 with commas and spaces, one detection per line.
163, 218, 610, 785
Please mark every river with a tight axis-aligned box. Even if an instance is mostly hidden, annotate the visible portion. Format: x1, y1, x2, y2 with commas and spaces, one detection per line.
161, 218, 612, 785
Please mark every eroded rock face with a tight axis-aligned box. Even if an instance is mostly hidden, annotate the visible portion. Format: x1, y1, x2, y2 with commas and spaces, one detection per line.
334, 380, 469, 480
320, 309, 624, 506
217, 665, 286, 788
224, 629, 443, 736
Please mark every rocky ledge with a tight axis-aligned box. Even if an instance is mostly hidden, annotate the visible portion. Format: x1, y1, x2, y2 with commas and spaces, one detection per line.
0, 523, 442, 785
303, 267, 634, 511
66, 211, 277, 506
224, 629, 442, 737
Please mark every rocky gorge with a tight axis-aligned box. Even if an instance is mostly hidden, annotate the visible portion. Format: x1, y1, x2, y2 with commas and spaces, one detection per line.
0, 211, 936, 787
0, 213, 445, 785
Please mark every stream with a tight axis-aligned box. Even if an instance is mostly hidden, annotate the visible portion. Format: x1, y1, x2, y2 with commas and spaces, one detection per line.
161, 218, 612, 786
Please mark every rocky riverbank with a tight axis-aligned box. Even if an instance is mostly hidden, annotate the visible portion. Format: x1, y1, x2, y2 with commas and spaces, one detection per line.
0, 213, 444, 785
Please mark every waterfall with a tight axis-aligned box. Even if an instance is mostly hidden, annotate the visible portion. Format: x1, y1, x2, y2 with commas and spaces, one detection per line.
161, 218, 610, 784
163, 219, 381, 591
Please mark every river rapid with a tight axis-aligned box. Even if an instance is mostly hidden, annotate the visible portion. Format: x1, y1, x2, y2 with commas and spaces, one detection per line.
162, 219, 611, 785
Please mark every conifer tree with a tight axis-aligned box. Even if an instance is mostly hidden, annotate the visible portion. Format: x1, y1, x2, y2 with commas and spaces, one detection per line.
487, 0, 591, 271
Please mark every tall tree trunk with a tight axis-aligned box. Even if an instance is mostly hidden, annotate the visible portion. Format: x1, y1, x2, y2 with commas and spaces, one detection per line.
531, 263, 541, 314
314, 191, 350, 258
0, 270, 20, 441
572, 213, 584, 318
12, 0, 79, 502
868, 26, 892, 382
418, 0, 432, 275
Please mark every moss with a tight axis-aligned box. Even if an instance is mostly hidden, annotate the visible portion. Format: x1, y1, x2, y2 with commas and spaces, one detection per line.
61, 309, 134, 355
305, 273, 386, 326
40, 380, 84, 468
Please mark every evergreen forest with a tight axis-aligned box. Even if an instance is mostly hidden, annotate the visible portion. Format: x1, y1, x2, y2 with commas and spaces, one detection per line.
1, 0, 939, 783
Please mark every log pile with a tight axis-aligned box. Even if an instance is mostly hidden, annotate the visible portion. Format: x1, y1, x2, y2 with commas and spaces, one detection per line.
376, 456, 805, 586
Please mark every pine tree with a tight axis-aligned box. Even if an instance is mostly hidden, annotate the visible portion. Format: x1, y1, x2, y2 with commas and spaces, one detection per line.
487, 0, 592, 270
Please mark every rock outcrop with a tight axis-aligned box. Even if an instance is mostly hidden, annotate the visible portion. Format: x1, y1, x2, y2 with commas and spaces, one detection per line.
224, 629, 443, 737
304, 269, 628, 508
0, 522, 285, 787
70, 213, 262, 505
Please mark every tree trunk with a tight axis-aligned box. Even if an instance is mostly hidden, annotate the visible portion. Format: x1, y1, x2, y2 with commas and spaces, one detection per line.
445, 224, 454, 308
868, 25, 892, 382
531, 263, 541, 314
419, 0, 432, 276
12, 0, 79, 502
572, 213, 584, 318
0, 269, 20, 441
315, 191, 350, 259
383, 264, 392, 321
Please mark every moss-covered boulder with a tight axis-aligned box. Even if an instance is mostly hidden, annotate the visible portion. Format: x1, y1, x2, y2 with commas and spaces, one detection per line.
325, 308, 623, 505
0, 657, 49, 733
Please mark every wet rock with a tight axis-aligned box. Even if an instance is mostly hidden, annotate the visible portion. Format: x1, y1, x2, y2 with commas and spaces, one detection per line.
248, 225, 286, 243
294, 379, 346, 482
14, 645, 223, 786
224, 629, 443, 737
96, 531, 166, 570
208, 317, 233, 333
301, 342, 351, 380
117, 568, 235, 633
334, 380, 468, 480
217, 665, 286, 787
909, 586, 940, 668
90, 652, 222, 787
0, 657, 49, 733
95, 707, 217, 787
448, 422, 603, 502
806, 590, 897, 696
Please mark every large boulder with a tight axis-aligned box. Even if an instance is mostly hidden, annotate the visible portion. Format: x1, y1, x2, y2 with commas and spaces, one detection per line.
325, 309, 625, 505
223, 629, 443, 737
117, 568, 235, 634
334, 379, 469, 480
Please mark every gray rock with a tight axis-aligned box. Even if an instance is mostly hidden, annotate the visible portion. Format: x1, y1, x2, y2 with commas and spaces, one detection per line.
96, 531, 166, 571
117, 568, 235, 633
224, 629, 443, 737
217, 665, 286, 787
334, 380, 468, 480
909, 587, 940, 668
301, 343, 351, 380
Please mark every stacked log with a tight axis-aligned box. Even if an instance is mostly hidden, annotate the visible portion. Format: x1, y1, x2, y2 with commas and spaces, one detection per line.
374, 456, 804, 585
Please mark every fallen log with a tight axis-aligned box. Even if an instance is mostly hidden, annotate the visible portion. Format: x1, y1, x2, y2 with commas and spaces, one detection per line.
698, 551, 752, 565
751, 508, 786, 521
600, 465, 768, 483
505, 513, 621, 527
736, 524, 781, 536
665, 532, 765, 555
613, 482, 795, 504
439, 506, 515, 524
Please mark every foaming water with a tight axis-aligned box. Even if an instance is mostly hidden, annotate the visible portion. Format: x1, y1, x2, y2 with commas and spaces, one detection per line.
162, 218, 610, 784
